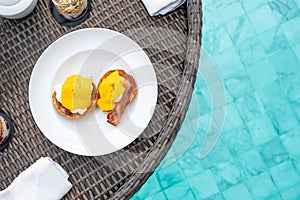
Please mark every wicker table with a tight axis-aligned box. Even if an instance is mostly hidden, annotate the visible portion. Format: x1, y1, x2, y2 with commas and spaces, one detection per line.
0, 1, 201, 199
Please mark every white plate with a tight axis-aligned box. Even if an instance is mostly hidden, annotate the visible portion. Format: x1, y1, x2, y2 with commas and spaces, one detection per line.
29, 28, 157, 156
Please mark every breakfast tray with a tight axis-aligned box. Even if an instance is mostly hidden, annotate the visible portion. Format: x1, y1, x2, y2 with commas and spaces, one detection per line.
0, 0, 201, 199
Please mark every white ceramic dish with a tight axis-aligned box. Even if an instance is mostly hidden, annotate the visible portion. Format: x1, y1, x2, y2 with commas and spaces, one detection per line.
29, 28, 157, 156
0, 0, 37, 19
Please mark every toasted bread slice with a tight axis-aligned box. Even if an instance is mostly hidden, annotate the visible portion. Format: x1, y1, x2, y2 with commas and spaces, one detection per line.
52, 83, 98, 120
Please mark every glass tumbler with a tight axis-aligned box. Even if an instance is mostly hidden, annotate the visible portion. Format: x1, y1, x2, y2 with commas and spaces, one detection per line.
52, 0, 87, 20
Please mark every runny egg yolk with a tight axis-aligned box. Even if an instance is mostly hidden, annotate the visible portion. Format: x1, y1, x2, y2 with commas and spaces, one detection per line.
97, 71, 125, 111
61, 75, 93, 111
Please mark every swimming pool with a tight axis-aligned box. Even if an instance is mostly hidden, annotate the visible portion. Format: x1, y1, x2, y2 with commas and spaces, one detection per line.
132, 0, 300, 199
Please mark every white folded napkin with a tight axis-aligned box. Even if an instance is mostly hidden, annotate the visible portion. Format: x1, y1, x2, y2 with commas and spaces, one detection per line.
141, 0, 186, 16
0, 157, 72, 200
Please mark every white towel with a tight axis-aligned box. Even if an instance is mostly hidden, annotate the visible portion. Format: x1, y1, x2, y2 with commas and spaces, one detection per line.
0, 157, 72, 200
141, 0, 186, 16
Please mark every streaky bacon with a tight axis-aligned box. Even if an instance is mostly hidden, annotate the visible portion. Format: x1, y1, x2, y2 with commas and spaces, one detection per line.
107, 78, 134, 126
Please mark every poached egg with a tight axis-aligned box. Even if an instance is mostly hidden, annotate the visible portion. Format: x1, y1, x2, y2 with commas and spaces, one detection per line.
54, 75, 93, 114
97, 70, 125, 112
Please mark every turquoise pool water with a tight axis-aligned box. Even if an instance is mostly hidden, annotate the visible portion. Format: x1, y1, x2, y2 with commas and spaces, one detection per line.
132, 0, 300, 199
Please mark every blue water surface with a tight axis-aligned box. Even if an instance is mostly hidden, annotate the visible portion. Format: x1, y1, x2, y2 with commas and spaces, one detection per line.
132, 0, 300, 199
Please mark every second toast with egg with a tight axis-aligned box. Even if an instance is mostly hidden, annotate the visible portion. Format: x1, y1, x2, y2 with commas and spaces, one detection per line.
97, 69, 137, 125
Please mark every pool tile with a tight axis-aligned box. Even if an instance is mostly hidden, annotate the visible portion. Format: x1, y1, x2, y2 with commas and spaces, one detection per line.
145, 191, 166, 200
246, 172, 277, 199
130, 196, 140, 200
210, 162, 243, 191
216, 1, 245, 22
222, 183, 252, 200
280, 73, 300, 101
268, 0, 300, 22
225, 70, 253, 98
258, 80, 289, 111
189, 170, 219, 199
280, 184, 300, 200
257, 138, 289, 168
269, 47, 300, 77
268, 104, 299, 134
203, 26, 233, 55
281, 16, 300, 45
164, 182, 196, 200
222, 103, 244, 132
222, 128, 254, 155
206, 141, 233, 166
237, 36, 266, 66
156, 162, 186, 189
258, 27, 289, 54
247, 5, 279, 33
248, 59, 278, 89
270, 161, 300, 191
247, 115, 278, 145
213, 48, 244, 77
178, 147, 207, 178
236, 91, 265, 122
202, 3, 224, 31
225, 15, 256, 44
281, 128, 300, 156
237, 149, 266, 178
241, 0, 266, 12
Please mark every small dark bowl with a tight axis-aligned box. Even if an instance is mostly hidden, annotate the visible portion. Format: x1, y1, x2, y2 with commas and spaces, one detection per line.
0, 110, 14, 151
50, 0, 91, 26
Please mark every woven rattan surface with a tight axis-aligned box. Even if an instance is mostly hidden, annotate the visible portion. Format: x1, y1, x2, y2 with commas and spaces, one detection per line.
0, 0, 201, 199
